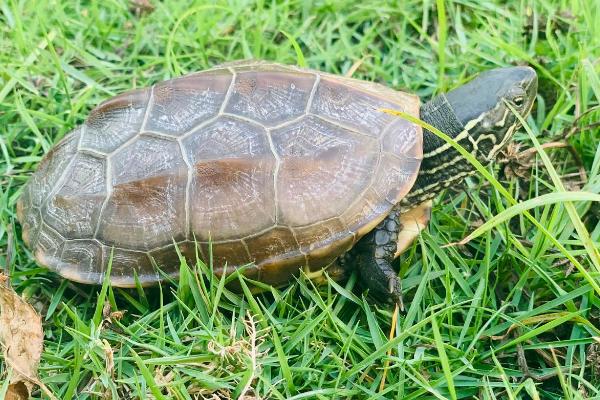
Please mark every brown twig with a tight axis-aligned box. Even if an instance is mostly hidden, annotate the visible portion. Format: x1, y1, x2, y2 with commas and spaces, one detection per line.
516, 141, 587, 184
515, 333, 532, 379
555, 105, 600, 140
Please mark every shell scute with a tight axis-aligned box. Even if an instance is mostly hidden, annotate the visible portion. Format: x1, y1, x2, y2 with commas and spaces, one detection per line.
310, 76, 403, 137
271, 115, 379, 226
59, 239, 104, 284
26, 128, 81, 210
225, 69, 316, 126
112, 135, 184, 185
183, 117, 276, 241
372, 154, 422, 204
245, 226, 306, 285
200, 241, 251, 271
294, 219, 353, 269
382, 120, 422, 159
146, 70, 232, 136
33, 225, 65, 268
43, 153, 106, 239
340, 188, 391, 238
245, 226, 302, 265
97, 136, 187, 250
150, 241, 195, 278
80, 89, 150, 153
19, 207, 40, 248
104, 248, 154, 286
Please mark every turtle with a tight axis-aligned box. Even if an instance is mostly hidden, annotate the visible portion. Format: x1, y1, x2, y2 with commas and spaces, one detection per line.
16, 60, 537, 304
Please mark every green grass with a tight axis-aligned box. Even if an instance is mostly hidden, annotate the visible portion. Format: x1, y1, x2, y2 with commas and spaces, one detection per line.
1, 0, 600, 398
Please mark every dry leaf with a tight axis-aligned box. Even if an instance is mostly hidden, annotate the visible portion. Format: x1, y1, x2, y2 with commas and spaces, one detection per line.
109, 310, 126, 321
130, 0, 154, 14
0, 275, 44, 400
102, 339, 115, 379
102, 300, 111, 320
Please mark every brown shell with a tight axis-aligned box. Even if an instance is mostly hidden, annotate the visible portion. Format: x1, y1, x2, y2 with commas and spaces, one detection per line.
17, 60, 422, 287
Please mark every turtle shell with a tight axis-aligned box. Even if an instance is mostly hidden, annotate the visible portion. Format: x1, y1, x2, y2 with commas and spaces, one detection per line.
17, 60, 422, 287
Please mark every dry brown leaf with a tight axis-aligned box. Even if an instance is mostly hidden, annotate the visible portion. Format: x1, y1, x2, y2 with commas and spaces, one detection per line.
102, 339, 115, 379
102, 300, 111, 319
109, 310, 126, 321
100, 301, 126, 330
487, 312, 586, 341
0, 275, 45, 400
130, 0, 154, 15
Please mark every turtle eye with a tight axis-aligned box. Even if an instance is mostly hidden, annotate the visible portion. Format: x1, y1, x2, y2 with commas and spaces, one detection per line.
513, 96, 524, 107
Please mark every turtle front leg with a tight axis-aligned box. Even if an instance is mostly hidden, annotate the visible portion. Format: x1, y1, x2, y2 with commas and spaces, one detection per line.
348, 201, 432, 308
347, 206, 404, 308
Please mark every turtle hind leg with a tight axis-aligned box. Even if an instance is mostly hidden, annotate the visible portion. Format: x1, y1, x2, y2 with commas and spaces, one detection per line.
349, 208, 405, 309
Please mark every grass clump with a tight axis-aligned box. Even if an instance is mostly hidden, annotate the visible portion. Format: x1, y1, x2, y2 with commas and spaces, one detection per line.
1, 0, 599, 398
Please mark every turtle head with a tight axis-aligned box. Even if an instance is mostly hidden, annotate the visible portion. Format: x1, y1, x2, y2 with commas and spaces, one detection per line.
405, 67, 537, 207
419, 66, 537, 163
444, 66, 538, 162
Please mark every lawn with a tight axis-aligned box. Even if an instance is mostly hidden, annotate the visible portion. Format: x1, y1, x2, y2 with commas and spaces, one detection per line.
1, 0, 599, 399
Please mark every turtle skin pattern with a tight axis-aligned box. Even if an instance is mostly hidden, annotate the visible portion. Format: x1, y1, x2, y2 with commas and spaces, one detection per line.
17, 61, 423, 287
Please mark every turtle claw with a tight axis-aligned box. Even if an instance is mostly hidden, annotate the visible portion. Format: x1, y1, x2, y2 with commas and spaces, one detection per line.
387, 274, 405, 311
388, 276, 405, 312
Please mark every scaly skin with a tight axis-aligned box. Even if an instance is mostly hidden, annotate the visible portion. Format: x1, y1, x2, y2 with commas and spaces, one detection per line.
349, 66, 538, 305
